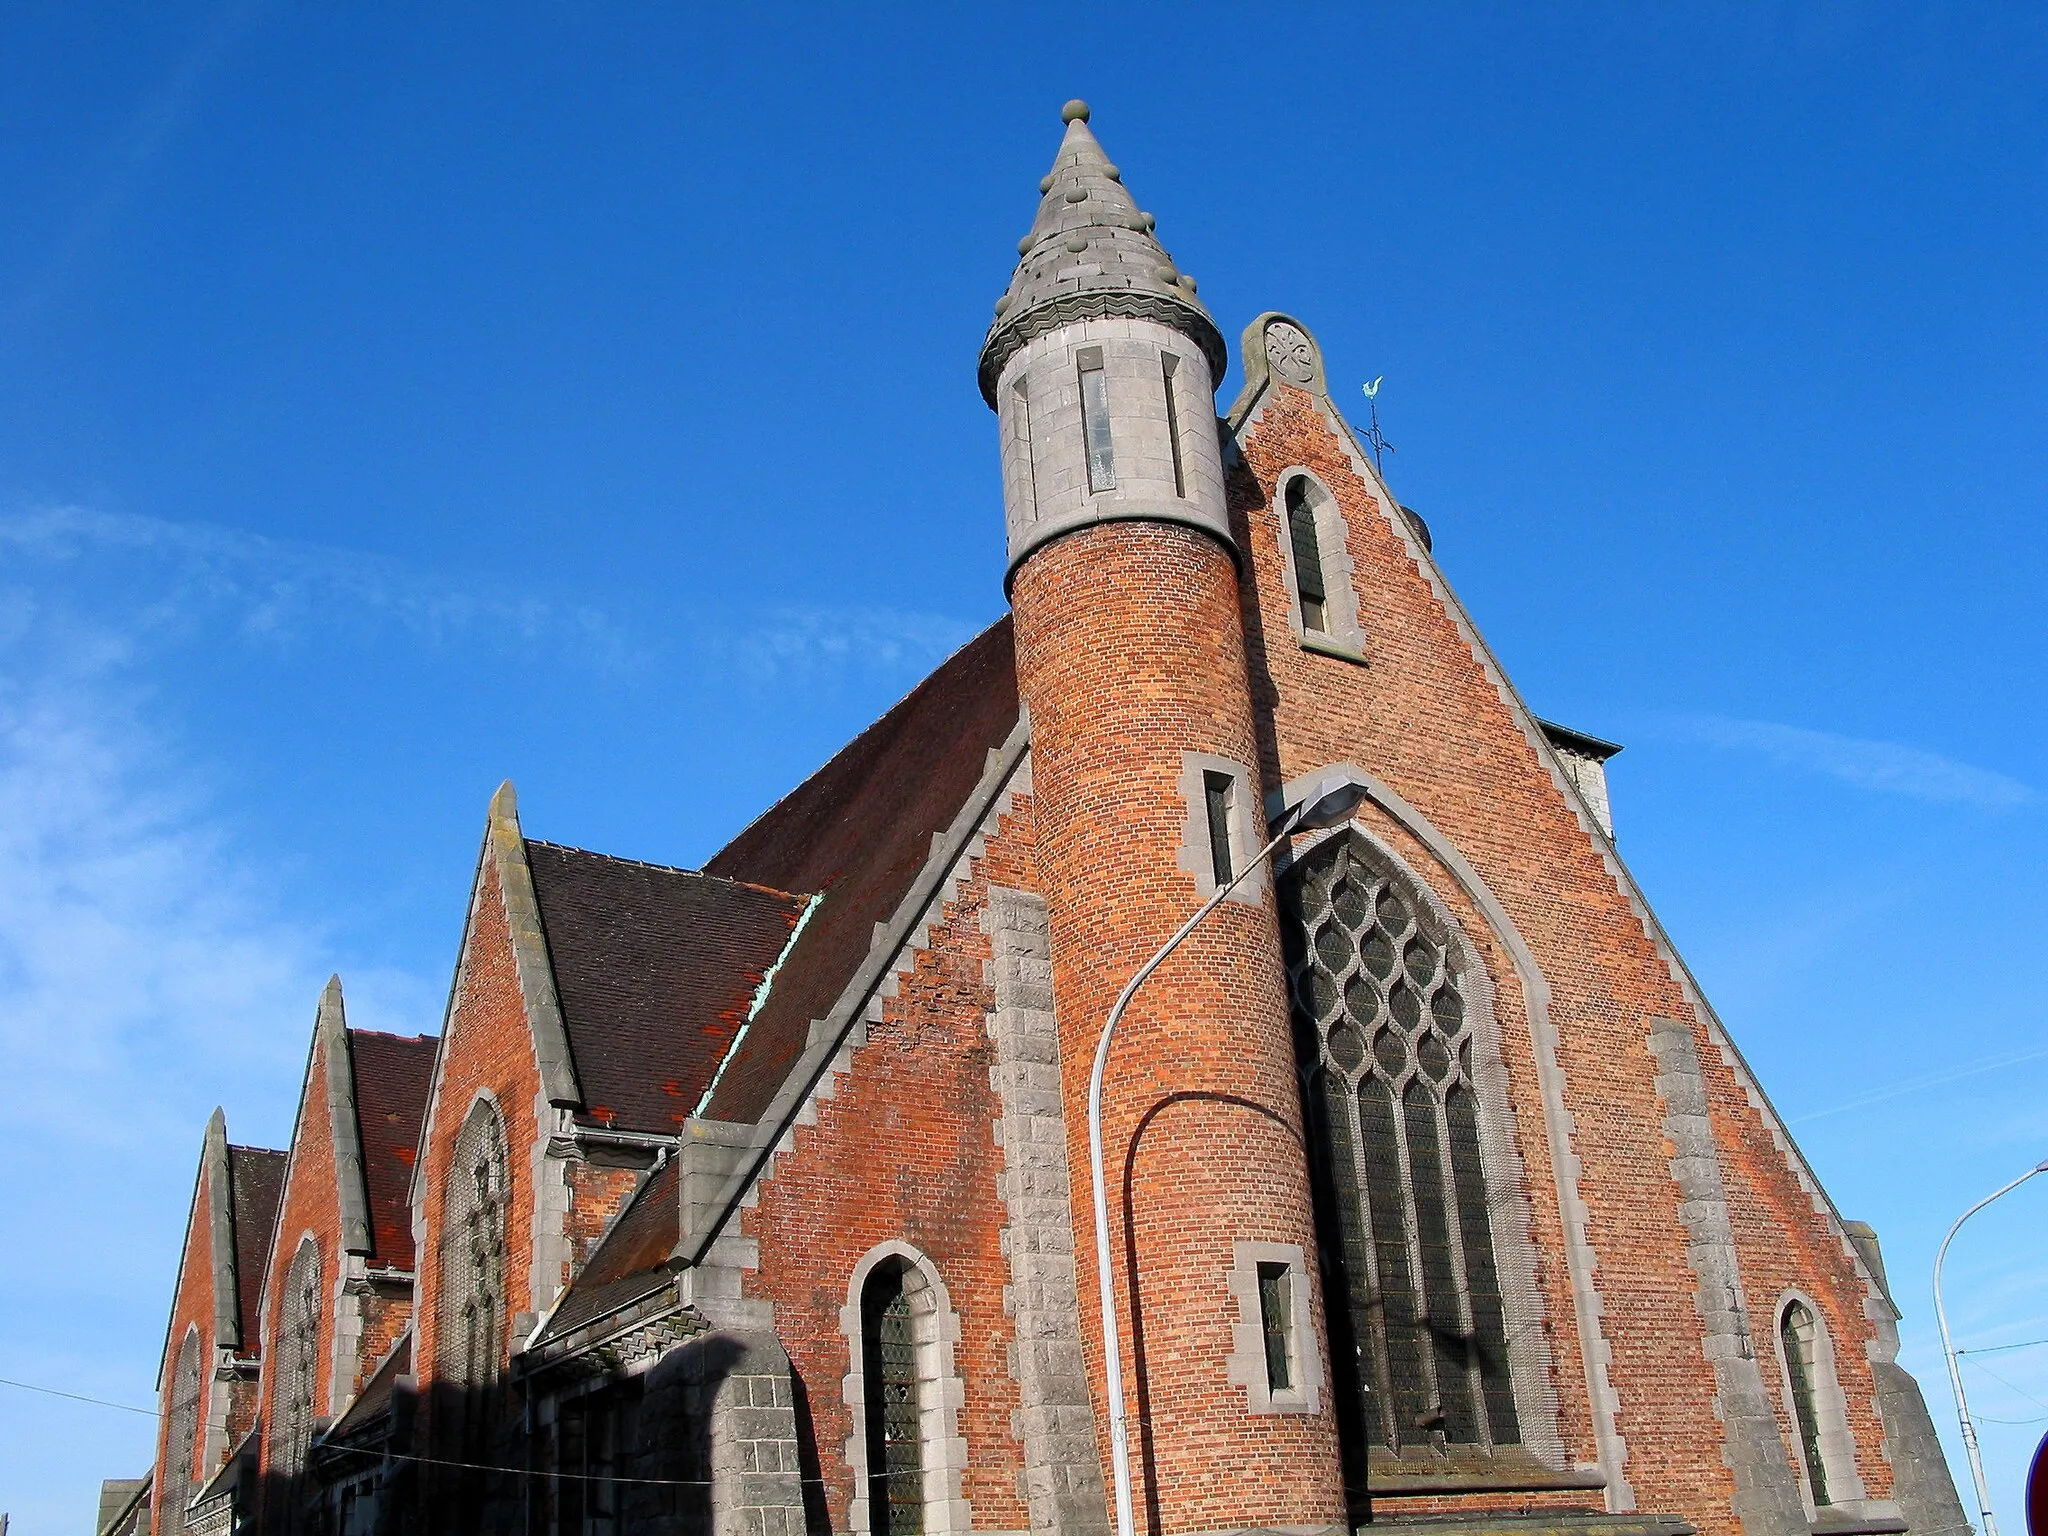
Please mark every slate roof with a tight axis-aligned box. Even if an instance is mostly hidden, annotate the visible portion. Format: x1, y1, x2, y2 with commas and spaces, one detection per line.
700, 616, 1021, 1123
226, 1145, 287, 1348
532, 1157, 681, 1346
524, 845, 812, 1134
346, 1030, 437, 1269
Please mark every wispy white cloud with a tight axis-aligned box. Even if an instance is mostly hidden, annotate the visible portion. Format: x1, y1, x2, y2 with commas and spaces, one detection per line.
1670, 714, 2033, 808
701, 604, 980, 681
0, 503, 636, 667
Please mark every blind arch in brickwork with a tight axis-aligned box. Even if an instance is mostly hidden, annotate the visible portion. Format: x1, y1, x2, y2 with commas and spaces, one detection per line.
439, 1096, 511, 1396
273, 1233, 323, 1527
162, 1323, 203, 1536
1279, 824, 1562, 1470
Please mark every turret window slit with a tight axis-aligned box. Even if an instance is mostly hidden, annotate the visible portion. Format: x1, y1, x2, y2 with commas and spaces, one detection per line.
1162, 351, 1186, 497
1077, 347, 1116, 492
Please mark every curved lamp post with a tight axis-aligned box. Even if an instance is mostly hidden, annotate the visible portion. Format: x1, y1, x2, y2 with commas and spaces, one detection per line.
1087, 776, 1370, 1536
1933, 1158, 2048, 1536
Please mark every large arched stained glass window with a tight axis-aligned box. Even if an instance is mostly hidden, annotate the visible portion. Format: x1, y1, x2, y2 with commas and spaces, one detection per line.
274, 1236, 323, 1532
1280, 830, 1518, 1457
162, 1327, 203, 1536
440, 1099, 510, 1407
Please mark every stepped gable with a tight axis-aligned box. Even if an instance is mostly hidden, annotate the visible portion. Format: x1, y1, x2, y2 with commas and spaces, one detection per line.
699, 616, 1022, 1123
346, 1031, 437, 1267
226, 1145, 286, 1347
532, 1156, 681, 1345
525, 843, 812, 1133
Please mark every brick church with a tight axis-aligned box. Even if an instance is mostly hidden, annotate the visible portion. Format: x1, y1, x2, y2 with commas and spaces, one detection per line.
106, 102, 1968, 1536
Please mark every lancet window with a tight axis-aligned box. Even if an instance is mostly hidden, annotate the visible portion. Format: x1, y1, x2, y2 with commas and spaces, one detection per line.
1781, 1300, 1832, 1505
1286, 478, 1329, 633
1279, 830, 1519, 1458
861, 1259, 925, 1536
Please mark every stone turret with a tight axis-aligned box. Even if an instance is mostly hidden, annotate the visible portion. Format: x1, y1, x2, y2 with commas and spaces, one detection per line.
980, 101, 1233, 587
984, 103, 1346, 1536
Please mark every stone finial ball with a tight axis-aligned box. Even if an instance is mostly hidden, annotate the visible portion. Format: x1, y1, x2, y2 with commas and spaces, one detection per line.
1061, 99, 1090, 124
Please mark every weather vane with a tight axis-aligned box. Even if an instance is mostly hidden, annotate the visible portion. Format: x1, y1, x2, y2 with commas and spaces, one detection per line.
1360, 377, 1395, 473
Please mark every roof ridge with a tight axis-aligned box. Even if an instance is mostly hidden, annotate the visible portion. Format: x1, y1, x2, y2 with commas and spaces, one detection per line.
227, 1143, 287, 1158
526, 839, 812, 903
344, 1027, 439, 1046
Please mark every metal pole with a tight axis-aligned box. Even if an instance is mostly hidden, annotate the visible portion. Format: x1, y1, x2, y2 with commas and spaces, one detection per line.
1086, 810, 1307, 1536
1933, 1159, 2048, 1536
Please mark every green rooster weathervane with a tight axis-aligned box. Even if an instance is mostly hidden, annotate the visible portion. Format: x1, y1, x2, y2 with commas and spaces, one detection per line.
1361, 377, 1395, 473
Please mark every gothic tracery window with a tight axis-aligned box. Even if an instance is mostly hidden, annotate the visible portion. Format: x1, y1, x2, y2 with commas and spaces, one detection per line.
1280, 830, 1519, 1459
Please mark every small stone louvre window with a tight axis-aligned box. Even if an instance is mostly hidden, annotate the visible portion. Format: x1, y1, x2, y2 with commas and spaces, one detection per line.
1204, 771, 1236, 886
1280, 831, 1520, 1456
1076, 346, 1116, 492
274, 1236, 323, 1504
1227, 1240, 1321, 1414
162, 1326, 203, 1536
1258, 1261, 1295, 1392
1179, 755, 1264, 904
1161, 351, 1187, 498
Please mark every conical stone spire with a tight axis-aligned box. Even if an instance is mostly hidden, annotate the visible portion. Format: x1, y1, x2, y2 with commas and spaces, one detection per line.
978, 102, 1226, 406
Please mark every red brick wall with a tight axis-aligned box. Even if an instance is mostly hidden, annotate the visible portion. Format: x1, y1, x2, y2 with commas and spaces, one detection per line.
1233, 381, 1888, 1530
1012, 520, 1348, 1535
738, 801, 1040, 1535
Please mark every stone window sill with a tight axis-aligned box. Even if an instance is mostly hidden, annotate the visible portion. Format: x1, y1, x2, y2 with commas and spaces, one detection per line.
1301, 630, 1368, 666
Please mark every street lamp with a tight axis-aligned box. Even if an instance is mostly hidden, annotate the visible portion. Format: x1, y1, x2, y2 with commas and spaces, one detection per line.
1933, 1158, 2048, 1536
1086, 775, 1370, 1536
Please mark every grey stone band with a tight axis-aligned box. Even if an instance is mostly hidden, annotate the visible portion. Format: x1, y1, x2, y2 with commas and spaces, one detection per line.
978, 290, 1227, 408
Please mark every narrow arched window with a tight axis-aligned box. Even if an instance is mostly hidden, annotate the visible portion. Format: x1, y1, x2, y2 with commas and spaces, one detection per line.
162, 1327, 203, 1536
439, 1099, 510, 1462
861, 1259, 925, 1536
1280, 831, 1518, 1460
1782, 1301, 1831, 1505
1286, 479, 1329, 633
273, 1236, 323, 1528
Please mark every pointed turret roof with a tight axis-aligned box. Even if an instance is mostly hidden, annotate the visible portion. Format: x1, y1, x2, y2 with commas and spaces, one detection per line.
977, 101, 1226, 405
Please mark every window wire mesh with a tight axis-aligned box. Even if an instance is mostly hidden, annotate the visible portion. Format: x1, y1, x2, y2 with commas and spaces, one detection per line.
163, 1330, 203, 1536
862, 1263, 925, 1536
1281, 831, 1519, 1455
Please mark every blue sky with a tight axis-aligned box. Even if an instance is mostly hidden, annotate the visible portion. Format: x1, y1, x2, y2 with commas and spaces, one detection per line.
2, 3, 2045, 1531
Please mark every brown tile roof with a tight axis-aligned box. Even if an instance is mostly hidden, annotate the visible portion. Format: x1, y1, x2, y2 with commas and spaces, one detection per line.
524, 844, 810, 1135
346, 1030, 437, 1269
226, 1146, 286, 1348
700, 616, 1020, 1122
533, 1157, 681, 1346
